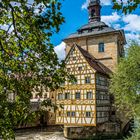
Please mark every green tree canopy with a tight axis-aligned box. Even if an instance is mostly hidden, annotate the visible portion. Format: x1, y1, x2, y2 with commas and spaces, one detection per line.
113, 0, 140, 14
110, 43, 140, 117
110, 43, 140, 139
0, 0, 72, 139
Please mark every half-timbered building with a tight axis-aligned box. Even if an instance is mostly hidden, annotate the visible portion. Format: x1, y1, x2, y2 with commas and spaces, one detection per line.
56, 44, 111, 127
29, 0, 126, 138
54, 0, 126, 138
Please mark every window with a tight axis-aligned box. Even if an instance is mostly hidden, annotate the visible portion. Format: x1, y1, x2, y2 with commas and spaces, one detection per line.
44, 93, 47, 98
96, 76, 108, 86
91, 9, 95, 17
71, 112, 75, 117
65, 92, 70, 99
78, 66, 82, 71
73, 57, 76, 60
72, 78, 77, 85
58, 93, 63, 100
58, 111, 61, 116
98, 43, 104, 52
85, 76, 90, 84
86, 112, 91, 118
75, 92, 80, 99
67, 112, 71, 117
86, 92, 93, 99
66, 112, 76, 117
67, 68, 70, 72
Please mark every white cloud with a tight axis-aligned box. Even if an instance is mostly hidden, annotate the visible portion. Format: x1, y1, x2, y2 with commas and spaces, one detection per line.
101, 12, 121, 26
100, 0, 112, 5
123, 14, 140, 32
81, 0, 88, 10
101, 13, 140, 44
81, 0, 112, 10
54, 42, 66, 60
125, 33, 140, 45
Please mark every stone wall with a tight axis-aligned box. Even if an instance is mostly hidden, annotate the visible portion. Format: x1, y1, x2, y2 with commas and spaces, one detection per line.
64, 126, 96, 139
64, 122, 121, 139
64, 33, 121, 72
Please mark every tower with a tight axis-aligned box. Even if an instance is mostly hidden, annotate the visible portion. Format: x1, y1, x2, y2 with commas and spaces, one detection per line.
88, 0, 101, 22
64, 0, 126, 72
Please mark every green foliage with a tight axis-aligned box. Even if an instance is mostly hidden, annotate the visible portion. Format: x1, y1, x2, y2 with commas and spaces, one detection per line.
0, 0, 71, 139
112, 0, 140, 14
126, 127, 140, 140
125, 118, 140, 140
110, 43, 140, 117
110, 42, 140, 139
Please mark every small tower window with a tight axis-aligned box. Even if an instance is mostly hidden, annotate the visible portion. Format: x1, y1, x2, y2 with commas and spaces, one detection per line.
98, 43, 104, 52
91, 9, 95, 17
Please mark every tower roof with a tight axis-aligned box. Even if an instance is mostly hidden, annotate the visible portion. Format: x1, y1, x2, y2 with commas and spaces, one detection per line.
63, 0, 126, 44
88, 0, 100, 6
64, 21, 121, 40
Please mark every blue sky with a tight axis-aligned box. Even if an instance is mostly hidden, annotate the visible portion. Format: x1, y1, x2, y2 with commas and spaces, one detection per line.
53, 0, 140, 60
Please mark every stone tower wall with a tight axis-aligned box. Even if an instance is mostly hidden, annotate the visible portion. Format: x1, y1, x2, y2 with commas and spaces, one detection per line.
65, 33, 121, 72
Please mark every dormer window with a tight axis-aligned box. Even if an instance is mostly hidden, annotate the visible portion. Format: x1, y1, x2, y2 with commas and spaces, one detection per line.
88, 28, 92, 33
98, 43, 104, 52
78, 30, 82, 34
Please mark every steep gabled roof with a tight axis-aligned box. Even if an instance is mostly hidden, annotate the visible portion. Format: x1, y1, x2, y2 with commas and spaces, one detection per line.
66, 43, 112, 76
76, 44, 112, 76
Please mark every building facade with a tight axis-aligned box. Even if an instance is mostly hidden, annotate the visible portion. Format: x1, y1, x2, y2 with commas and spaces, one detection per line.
54, 0, 126, 139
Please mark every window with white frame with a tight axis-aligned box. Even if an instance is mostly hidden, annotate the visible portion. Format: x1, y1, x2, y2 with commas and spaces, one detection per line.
86, 92, 93, 99
98, 42, 104, 52
71, 112, 75, 117
65, 92, 70, 99
75, 92, 81, 99
67, 112, 71, 117
58, 93, 63, 100
85, 76, 90, 84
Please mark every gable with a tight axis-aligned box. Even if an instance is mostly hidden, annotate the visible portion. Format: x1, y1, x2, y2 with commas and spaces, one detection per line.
65, 44, 96, 75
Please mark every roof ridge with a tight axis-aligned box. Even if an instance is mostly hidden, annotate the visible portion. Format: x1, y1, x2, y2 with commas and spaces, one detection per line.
75, 44, 112, 75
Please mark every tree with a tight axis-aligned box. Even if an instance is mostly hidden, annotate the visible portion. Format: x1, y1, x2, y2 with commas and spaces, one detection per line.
112, 0, 140, 14
110, 43, 140, 139
0, 0, 72, 139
